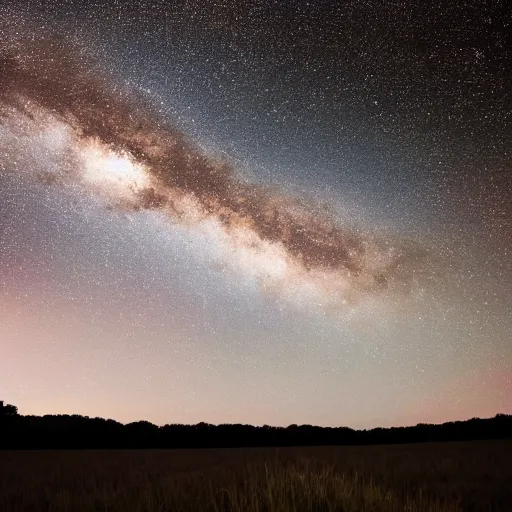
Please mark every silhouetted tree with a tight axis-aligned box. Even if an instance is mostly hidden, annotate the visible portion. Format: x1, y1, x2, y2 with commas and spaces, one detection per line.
0, 403, 18, 416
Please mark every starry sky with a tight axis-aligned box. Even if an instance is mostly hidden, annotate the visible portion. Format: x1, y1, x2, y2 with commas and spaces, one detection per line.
0, 1, 510, 429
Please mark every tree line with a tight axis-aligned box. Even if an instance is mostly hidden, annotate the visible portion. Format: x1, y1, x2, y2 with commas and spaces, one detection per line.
0, 402, 510, 449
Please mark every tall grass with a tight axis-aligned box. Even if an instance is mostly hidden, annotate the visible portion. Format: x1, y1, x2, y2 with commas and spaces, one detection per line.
0, 440, 510, 511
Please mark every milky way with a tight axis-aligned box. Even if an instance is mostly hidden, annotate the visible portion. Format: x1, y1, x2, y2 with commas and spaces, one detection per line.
0, 28, 436, 310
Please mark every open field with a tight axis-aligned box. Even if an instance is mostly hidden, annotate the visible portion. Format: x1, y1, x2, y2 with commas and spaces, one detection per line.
0, 440, 510, 511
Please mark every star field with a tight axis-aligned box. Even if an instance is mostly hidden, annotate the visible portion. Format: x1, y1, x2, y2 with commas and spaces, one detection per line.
0, 1, 510, 428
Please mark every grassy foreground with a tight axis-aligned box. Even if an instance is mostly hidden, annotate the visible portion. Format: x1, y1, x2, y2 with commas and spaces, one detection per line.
0, 440, 510, 511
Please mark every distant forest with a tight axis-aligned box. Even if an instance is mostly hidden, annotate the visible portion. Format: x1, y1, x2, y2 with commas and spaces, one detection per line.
0, 402, 510, 449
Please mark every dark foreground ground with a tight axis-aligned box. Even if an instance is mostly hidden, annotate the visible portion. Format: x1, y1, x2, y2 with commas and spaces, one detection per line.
0, 440, 510, 511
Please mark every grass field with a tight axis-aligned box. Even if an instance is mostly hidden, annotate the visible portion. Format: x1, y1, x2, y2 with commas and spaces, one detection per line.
0, 440, 510, 511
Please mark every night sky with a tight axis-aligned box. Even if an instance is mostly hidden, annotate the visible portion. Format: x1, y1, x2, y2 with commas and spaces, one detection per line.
0, 1, 510, 428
